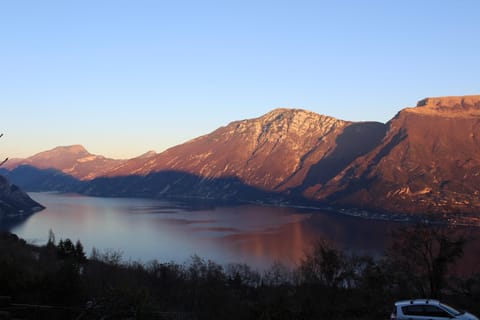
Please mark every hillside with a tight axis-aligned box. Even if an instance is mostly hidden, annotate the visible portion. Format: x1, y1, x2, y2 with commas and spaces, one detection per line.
0, 174, 44, 220
106, 109, 355, 190
82, 109, 385, 202
315, 95, 480, 215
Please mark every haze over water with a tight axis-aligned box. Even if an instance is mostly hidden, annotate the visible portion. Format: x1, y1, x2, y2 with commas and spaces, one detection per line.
7, 192, 400, 269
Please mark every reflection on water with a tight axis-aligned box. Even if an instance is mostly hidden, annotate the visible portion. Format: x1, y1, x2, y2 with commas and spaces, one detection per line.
3, 192, 479, 270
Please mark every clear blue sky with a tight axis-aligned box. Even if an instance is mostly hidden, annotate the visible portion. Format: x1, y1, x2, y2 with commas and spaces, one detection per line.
1, 0, 479, 159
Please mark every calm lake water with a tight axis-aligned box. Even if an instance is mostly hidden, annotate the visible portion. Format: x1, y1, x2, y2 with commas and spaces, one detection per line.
4, 192, 480, 271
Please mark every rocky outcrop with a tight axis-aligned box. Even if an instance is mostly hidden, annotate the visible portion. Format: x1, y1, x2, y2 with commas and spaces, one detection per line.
408, 95, 480, 117
0, 174, 44, 220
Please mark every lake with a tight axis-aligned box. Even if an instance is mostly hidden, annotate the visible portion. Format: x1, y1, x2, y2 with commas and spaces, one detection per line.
3, 192, 480, 271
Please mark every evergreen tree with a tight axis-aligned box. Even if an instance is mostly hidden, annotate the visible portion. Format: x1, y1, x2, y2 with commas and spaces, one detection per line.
75, 240, 87, 263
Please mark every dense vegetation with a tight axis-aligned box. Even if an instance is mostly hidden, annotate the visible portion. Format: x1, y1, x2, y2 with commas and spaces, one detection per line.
1, 224, 479, 320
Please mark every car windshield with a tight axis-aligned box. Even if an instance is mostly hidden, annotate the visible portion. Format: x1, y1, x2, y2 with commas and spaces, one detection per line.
440, 303, 463, 316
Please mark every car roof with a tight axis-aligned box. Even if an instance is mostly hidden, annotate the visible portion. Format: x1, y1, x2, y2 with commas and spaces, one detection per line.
395, 299, 441, 306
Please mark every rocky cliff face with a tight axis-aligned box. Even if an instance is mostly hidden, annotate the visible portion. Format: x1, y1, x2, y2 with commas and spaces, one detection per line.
315, 95, 480, 214
107, 109, 344, 188
106, 109, 385, 192
5, 145, 126, 181
0, 174, 44, 220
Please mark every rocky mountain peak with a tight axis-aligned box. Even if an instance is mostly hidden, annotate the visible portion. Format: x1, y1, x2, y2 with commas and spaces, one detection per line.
104, 108, 353, 186
33, 145, 90, 158
262, 107, 313, 119
260, 107, 342, 123
18, 145, 90, 163
405, 95, 480, 117
137, 150, 157, 159
60, 144, 89, 154
239, 108, 348, 141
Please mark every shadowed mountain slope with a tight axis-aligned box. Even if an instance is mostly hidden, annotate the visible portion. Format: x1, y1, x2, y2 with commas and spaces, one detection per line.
80, 170, 283, 203
315, 95, 480, 214
1, 165, 82, 192
0, 174, 44, 221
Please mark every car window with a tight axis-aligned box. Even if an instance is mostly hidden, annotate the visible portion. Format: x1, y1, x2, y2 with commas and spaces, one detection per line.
402, 305, 453, 318
440, 303, 462, 316
402, 305, 424, 316
423, 305, 452, 318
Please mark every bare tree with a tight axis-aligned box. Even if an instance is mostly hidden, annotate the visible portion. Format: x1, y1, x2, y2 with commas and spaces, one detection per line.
386, 223, 466, 298
299, 240, 349, 288
0, 133, 8, 167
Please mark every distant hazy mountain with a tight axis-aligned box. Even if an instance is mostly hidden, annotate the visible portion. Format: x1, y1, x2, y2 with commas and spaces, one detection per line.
4, 95, 480, 217
4, 145, 126, 181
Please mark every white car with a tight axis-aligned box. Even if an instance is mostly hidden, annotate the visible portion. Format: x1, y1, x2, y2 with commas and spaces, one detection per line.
391, 299, 478, 320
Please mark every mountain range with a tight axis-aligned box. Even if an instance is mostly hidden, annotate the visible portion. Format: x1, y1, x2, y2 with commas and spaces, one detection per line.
2, 95, 479, 219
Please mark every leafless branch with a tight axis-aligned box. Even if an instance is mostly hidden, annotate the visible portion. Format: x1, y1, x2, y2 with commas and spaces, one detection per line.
0, 133, 6, 166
